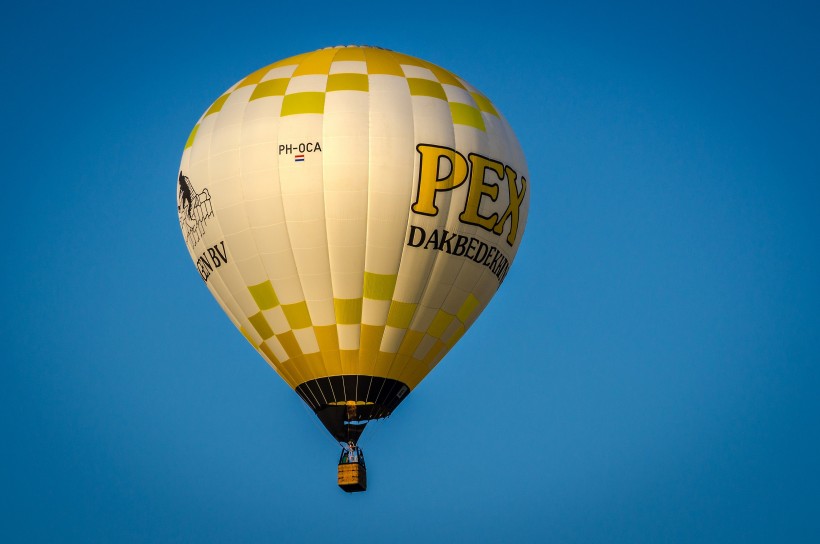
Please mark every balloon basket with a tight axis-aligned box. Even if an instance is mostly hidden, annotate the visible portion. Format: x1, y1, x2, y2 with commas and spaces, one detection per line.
337, 446, 367, 492
337, 462, 367, 492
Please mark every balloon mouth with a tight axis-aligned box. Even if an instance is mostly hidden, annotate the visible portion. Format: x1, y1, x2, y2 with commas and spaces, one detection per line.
296, 376, 410, 442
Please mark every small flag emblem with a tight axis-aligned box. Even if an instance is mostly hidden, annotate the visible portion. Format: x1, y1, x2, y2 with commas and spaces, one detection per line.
294, 155, 305, 162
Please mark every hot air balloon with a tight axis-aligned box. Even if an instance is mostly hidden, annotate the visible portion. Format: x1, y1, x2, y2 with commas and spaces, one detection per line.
177, 46, 529, 492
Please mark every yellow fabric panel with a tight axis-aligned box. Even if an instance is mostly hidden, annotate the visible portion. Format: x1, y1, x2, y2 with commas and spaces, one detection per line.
398, 330, 425, 356
450, 102, 486, 131
248, 280, 279, 310
248, 312, 274, 340
390, 51, 427, 68
332, 47, 366, 62
281, 92, 325, 116
364, 49, 404, 76
321, 349, 343, 376
239, 326, 257, 347
373, 351, 397, 377
280, 358, 308, 390
259, 341, 280, 365
457, 294, 480, 323
205, 94, 229, 117
250, 78, 290, 100
260, 343, 299, 388
358, 347, 378, 377
184, 124, 199, 150
314, 324, 340, 352
387, 301, 417, 329
470, 92, 499, 116
334, 298, 363, 325
277, 331, 303, 359
326, 73, 369, 92
423, 340, 446, 365
282, 301, 312, 329
288, 354, 306, 381
236, 65, 270, 89
303, 352, 328, 380
363, 272, 397, 301
271, 51, 311, 69
400, 358, 430, 390
383, 352, 411, 384
428, 310, 455, 338
407, 78, 447, 100
427, 64, 463, 87
292, 48, 337, 76
360, 325, 384, 353
340, 350, 359, 374
445, 324, 466, 347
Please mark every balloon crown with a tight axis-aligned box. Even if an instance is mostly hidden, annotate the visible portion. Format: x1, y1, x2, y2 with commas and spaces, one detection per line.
321, 44, 392, 51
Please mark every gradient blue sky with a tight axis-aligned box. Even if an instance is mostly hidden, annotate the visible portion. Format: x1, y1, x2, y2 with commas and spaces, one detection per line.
3, 1, 819, 542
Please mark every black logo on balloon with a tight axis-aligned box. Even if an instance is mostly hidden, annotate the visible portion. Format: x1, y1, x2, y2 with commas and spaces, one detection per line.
178, 171, 213, 247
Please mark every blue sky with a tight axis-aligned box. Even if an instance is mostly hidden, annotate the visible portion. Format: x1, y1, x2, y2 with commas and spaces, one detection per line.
2, 1, 819, 542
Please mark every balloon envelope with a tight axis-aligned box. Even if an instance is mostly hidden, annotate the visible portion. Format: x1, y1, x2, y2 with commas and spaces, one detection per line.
177, 46, 529, 442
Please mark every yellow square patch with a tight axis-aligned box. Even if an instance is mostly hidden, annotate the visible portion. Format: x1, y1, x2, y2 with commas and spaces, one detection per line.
205, 94, 229, 117
423, 340, 446, 365
250, 78, 290, 101
277, 330, 303, 359
259, 341, 280, 364
281, 92, 325, 115
334, 298, 363, 325
470, 92, 499, 117
360, 324, 385, 353
248, 280, 279, 310
239, 326, 257, 348
332, 47, 366, 62
236, 65, 270, 89
428, 65, 463, 88
387, 301, 417, 329
248, 312, 274, 340
292, 48, 337, 76
363, 272, 397, 301
408, 78, 447, 101
282, 301, 312, 329
364, 49, 404, 76
327, 73, 369, 92
450, 102, 486, 131
428, 310, 454, 338
184, 125, 199, 150
398, 330, 425, 356
457, 294, 480, 323
314, 325, 340, 352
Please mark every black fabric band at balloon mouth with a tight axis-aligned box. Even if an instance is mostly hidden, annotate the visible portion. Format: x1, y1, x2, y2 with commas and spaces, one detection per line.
295, 376, 410, 442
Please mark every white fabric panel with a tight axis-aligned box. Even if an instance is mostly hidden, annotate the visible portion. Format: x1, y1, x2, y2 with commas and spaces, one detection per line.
264, 306, 290, 335
294, 328, 320, 353
391, 95, 455, 307
323, 91, 369, 299
306, 300, 335, 326
260, 65, 297, 81
279, 114, 333, 312
286, 75, 327, 93
337, 324, 360, 350
329, 60, 367, 74
400, 65, 435, 80
361, 299, 390, 326
232, 253, 267, 286
365, 75, 415, 276
380, 327, 404, 354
